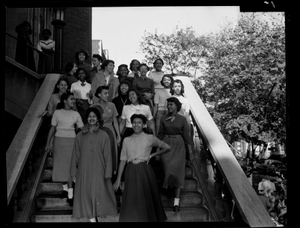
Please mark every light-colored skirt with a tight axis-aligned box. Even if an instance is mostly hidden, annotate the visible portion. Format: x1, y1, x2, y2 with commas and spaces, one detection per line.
52, 136, 74, 182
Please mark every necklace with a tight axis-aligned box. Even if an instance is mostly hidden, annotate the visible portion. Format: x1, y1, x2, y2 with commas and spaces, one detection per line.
120, 96, 128, 106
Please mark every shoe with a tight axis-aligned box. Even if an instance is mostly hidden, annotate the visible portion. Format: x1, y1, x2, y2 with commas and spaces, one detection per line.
173, 205, 180, 213
67, 197, 73, 207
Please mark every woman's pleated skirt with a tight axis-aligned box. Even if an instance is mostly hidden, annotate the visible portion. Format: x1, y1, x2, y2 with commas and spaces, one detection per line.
119, 162, 167, 222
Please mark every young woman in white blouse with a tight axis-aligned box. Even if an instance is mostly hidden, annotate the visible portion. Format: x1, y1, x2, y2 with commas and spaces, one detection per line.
148, 58, 165, 93
45, 92, 84, 205
70, 68, 93, 124
37, 29, 55, 74
113, 114, 170, 222
118, 89, 156, 191
119, 89, 156, 139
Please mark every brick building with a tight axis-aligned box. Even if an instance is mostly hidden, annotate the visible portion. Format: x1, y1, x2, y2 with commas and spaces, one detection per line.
5, 7, 92, 72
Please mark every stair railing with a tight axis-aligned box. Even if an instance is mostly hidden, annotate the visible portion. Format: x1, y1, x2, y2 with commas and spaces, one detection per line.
176, 76, 274, 227
6, 73, 61, 222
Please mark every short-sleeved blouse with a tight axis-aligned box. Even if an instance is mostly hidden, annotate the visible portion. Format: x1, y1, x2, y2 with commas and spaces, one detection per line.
93, 102, 118, 126
154, 88, 171, 111
120, 132, 169, 162
37, 39, 55, 52
121, 104, 153, 128
171, 94, 190, 116
51, 109, 84, 138
148, 71, 164, 91
70, 81, 91, 100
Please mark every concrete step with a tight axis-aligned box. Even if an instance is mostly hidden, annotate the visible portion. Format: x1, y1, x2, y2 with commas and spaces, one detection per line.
41, 175, 197, 195
164, 207, 209, 222
36, 194, 72, 211
34, 156, 206, 222
157, 178, 198, 191
31, 207, 208, 222
161, 191, 203, 207
42, 165, 194, 182
39, 182, 63, 194
36, 190, 202, 211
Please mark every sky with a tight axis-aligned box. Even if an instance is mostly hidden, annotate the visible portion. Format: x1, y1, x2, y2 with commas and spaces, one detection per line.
92, 6, 241, 70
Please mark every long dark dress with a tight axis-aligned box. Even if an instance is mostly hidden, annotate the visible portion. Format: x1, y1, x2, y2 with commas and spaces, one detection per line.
158, 113, 191, 189
37, 40, 55, 74
119, 132, 168, 222
112, 93, 131, 120
70, 124, 118, 219
15, 26, 36, 71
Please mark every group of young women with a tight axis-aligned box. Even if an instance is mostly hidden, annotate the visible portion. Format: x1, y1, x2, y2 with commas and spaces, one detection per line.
43, 51, 195, 222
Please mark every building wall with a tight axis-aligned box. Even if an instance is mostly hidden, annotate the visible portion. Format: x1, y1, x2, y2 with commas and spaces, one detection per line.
62, 7, 92, 69
5, 8, 54, 66
92, 40, 101, 55
5, 7, 92, 74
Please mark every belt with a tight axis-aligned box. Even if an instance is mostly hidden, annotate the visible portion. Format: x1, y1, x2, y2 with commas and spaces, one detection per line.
165, 134, 181, 138
128, 158, 147, 164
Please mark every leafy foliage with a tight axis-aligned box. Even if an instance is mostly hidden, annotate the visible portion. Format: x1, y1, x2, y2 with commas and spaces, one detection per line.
139, 26, 209, 76
193, 13, 286, 150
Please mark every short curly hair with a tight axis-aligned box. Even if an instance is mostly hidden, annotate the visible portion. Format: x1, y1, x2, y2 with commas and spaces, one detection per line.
128, 88, 145, 105
153, 58, 164, 66
85, 106, 104, 127
95, 85, 109, 98
130, 113, 147, 124
75, 49, 90, 62
170, 79, 185, 95
160, 74, 174, 87
166, 97, 182, 112
129, 59, 140, 71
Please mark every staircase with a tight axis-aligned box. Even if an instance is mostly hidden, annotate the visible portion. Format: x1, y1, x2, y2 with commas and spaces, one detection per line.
30, 153, 209, 222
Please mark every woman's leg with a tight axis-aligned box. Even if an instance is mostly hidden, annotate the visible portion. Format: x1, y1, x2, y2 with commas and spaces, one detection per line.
174, 187, 181, 212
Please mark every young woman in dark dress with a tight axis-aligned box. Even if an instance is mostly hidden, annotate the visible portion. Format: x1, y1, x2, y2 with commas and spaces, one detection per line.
37, 28, 55, 74
116, 64, 130, 84
113, 114, 170, 222
157, 97, 194, 212
64, 62, 78, 89
112, 80, 132, 126
15, 21, 36, 71
75, 49, 92, 83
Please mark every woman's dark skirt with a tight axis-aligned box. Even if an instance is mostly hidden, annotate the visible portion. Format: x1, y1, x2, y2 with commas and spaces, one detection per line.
76, 99, 90, 124
119, 162, 167, 222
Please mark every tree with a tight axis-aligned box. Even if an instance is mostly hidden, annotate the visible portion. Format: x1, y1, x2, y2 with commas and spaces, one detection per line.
193, 13, 286, 157
139, 26, 209, 76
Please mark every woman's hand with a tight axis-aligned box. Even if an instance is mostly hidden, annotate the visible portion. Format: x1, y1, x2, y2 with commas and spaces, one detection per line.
40, 110, 48, 117
116, 135, 121, 146
45, 144, 53, 156
147, 154, 153, 164
112, 180, 120, 192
